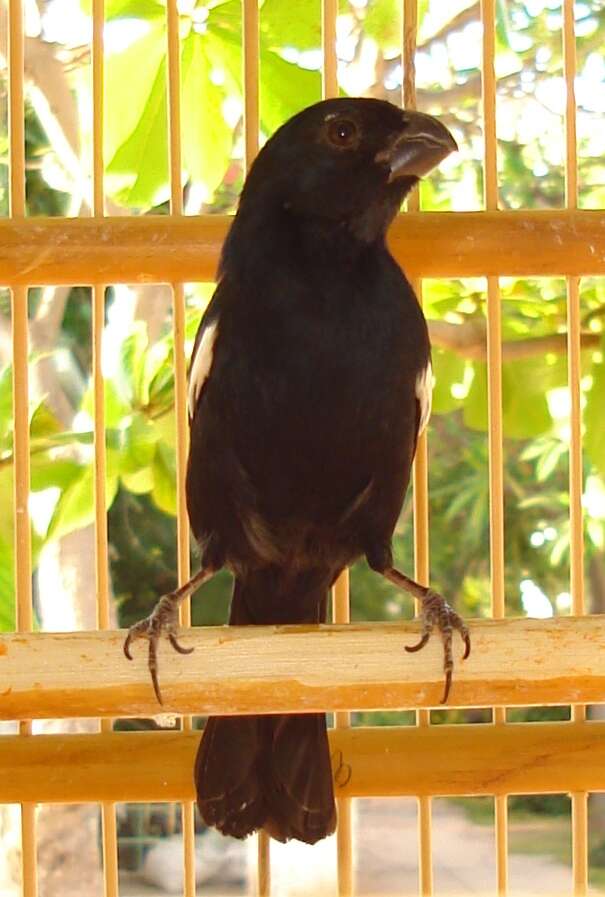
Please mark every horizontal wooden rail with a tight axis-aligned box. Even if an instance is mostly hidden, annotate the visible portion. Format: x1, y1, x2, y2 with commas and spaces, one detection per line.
1, 617, 604, 719
1, 722, 604, 803
1, 211, 604, 286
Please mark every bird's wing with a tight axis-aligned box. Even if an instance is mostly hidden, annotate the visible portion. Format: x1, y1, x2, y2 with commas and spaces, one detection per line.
415, 359, 433, 437
188, 289, 222, 421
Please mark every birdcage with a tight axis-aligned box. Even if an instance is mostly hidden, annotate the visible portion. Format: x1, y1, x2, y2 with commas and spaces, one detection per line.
1, 0, 604, 895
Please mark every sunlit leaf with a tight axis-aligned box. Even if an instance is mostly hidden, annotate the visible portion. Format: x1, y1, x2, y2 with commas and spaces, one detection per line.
585, 338, 605, 478
261, 0, 320, 50
81, 378, 133, 429
120, 412, 160, 474
105, 25, 168, 207
151, 442, 177, 515
30, 457, 83, 492
260, 49, 322, 134
431, 348, 466, 414
47, 466, 118, 543
364, 0, 402, 53
0, 531, 15, 631
0, 365, 13, 445
181, 32, 233, 199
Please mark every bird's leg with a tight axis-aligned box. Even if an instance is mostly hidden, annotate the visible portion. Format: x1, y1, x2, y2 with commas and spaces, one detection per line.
123, 566, 215, 704
382, 567, 470, 704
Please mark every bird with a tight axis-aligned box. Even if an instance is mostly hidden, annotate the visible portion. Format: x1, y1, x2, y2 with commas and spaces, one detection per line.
124, 96, 470, 846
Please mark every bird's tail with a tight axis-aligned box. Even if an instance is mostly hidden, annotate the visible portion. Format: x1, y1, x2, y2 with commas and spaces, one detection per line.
194, 572, 337, 844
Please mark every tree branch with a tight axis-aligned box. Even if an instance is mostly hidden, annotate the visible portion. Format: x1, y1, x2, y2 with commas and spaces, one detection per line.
428, 319, 601, 361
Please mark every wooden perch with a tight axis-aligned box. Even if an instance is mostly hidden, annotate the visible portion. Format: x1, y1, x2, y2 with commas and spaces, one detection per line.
1, 616, 604, 720
0, 721, 604, 804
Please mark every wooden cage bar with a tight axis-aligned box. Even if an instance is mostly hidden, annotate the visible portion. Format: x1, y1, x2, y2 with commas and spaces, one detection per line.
2, 210, 604, 286
403, 1, 432, 892
2, 721, 605, 805
480, 0, 509, 892
164, 0, 198, 890
241, 2, 270, 889
562, 1, 589, 892
8, 0, 37, 892
319, 3, 354, 891
90, 0, 120, 892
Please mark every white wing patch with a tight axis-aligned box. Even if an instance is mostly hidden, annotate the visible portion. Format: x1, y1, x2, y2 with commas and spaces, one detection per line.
188, 320, 218, 417
416, 361, 433, 435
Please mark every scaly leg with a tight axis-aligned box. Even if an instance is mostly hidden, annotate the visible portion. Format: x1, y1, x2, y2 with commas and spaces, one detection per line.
382, 567, 470, 704
123, 567, 215, 704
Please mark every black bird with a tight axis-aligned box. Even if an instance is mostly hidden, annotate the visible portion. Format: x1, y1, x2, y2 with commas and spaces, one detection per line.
124, 97, 470, 845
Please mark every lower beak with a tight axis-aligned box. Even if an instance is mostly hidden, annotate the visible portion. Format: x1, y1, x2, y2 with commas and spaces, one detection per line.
376, 111, 458, 181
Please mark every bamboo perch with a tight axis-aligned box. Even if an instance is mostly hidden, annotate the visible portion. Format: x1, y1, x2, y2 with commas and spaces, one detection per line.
1, 210, 604, 286
0, 722, 604, 804
1, 617, 605, 720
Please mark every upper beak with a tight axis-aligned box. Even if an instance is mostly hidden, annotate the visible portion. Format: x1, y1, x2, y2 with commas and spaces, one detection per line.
376, 111, 458, 181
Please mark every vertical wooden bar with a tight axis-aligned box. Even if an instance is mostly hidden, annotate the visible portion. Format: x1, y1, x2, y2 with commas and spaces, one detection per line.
320, 3, 353, 893
563, 1, 588, 892
333, 570, 353, 897
481, 0, 508, 893
403, 2, 432, 894
8, 0, 37, 893
243, 0, 260, 170
322, 0, 338, 101
166, 3, 196, 894
242, 3, 268, 889
257, 833, 271, 897
91, 0, 119, 892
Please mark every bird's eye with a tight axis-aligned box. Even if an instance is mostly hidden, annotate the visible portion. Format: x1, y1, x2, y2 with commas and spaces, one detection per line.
326, 118, 359, 149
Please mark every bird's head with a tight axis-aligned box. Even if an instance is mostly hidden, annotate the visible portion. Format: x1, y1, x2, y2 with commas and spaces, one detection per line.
237, 97, 457, 245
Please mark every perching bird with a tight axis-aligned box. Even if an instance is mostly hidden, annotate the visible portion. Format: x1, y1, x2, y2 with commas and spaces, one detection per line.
124, 97, 470, 845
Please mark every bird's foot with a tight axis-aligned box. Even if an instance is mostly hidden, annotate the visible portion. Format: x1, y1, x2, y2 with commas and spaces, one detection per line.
123, 592, 194, 705
405, 590, 470, 704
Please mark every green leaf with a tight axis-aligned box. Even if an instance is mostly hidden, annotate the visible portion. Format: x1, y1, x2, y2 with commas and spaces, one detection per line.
495, 0, 511, 51
29, 402, 63, 439
81, 378, 133, 428
363, 0, 402, 52
431, 349, 466, 415
105, 25, 168, 208
120, 412, 160, 475
463, 362, 488, 432
80, 0, 163, 19
181, 32, 233, 199
0, 531, 15, 631
151, 443, 177, 515
261, 0, 320, 50
30, 457, 83, 492
501, 359, 552, 439
122, 466, 155, 494
586, 339, 605, 478
116, 322, 149, 406
46, 466, 118, 543
464, 357, 555, 438
0, 365, 13, 445
260, 48, 322, 135
106, 0, 164, 19
153, 408, 177, 449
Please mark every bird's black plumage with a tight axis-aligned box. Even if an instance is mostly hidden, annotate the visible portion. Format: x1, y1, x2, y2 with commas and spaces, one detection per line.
124, 96, 468, 846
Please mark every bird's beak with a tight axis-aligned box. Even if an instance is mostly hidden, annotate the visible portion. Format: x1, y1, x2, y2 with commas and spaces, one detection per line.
376, 111, 458, 181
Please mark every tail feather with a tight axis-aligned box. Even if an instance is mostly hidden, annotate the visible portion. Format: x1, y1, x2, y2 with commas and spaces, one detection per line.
263, 713, 337, 843
194, 568, 337, 844
194, 715, 266, 839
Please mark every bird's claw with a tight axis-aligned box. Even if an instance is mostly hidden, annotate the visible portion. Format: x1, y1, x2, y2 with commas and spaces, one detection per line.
123, 592, 194, 705
405, 589, 470, 704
